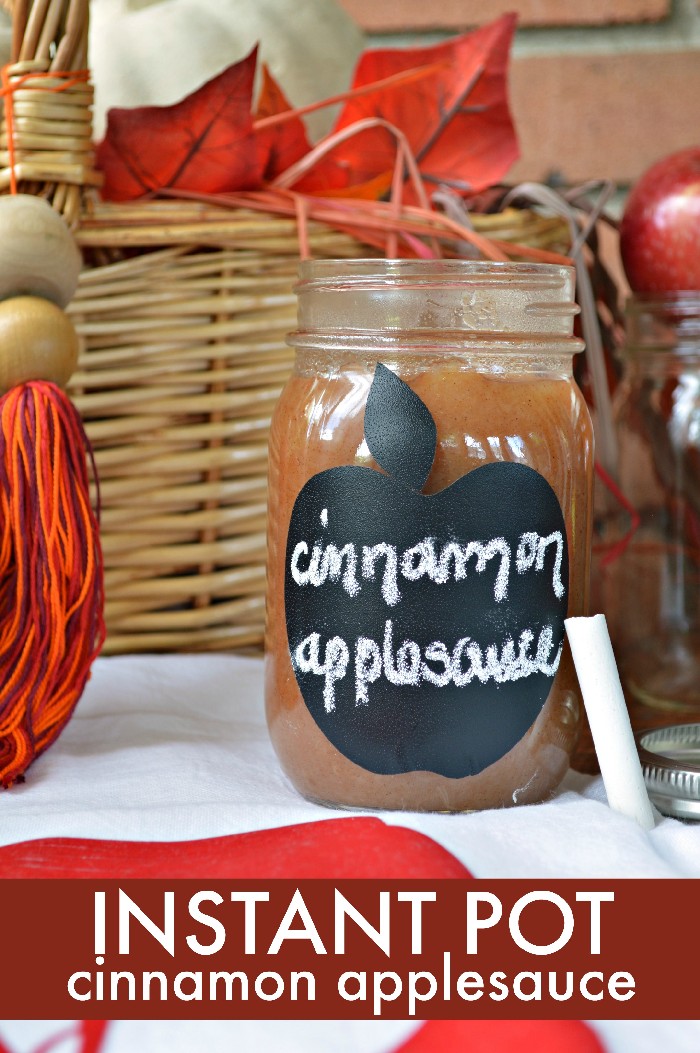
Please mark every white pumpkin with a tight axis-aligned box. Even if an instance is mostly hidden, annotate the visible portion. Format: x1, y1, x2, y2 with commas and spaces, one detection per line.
0, 9, 10, 68
89, 0, 365, 143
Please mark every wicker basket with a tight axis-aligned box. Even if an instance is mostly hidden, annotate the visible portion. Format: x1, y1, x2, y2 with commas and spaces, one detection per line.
64, 198, 570, 655
66, 200, 382, 653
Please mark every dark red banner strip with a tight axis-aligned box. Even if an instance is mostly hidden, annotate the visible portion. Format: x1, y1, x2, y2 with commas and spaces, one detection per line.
0, 878, 692, 1020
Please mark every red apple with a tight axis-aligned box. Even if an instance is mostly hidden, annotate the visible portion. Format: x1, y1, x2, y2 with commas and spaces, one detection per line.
619, 147, 700, 293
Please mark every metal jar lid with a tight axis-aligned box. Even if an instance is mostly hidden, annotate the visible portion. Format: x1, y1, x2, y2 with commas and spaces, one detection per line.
636, 724, 700, 820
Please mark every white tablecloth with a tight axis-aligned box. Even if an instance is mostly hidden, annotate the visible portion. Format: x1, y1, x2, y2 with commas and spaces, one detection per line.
2, 653, 698, 1052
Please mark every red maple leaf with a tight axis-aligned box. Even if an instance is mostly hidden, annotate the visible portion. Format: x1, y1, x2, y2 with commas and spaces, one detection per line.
291, 14, 519, 199
255, 63, 312, 182
96, 49, 262, 201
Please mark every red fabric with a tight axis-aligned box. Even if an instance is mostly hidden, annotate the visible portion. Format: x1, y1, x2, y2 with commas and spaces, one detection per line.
393, 1020, 606, 1053
0, 1020, 609, 1053
10, 1023, 110, 1053
76, 1023, 110, 1053
0, 818, 471, 879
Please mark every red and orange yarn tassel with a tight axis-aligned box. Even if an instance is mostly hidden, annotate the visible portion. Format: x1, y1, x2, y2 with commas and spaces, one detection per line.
0, 196, 105, 787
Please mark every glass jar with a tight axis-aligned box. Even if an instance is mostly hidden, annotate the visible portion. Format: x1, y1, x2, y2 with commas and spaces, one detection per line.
600, 293, 700, 712
265, 259, 593, 811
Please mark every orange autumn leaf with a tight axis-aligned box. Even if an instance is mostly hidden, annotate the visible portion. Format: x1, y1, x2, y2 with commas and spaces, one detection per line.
255, 64, 311, 182
291, 14, 519, 199
313, 170, 394, 199
96, 49, 262, 201
266, 64, 447, 196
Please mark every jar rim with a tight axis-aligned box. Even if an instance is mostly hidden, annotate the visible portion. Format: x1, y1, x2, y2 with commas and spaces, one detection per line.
624, 291, 700, 352
626, 291, 700, 316
292, 258, 581, 351
296, 258, 574, 289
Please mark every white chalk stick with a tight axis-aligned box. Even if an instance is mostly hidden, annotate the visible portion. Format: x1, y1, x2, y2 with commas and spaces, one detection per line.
566, 613, 656, 830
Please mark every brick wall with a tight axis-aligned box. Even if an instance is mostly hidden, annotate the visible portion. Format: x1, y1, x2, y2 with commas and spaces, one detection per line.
338, 0, 700, 190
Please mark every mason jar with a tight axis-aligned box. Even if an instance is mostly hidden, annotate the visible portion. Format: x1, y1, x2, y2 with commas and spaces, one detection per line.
265, 259, 593, 811
600, 292, 700, 712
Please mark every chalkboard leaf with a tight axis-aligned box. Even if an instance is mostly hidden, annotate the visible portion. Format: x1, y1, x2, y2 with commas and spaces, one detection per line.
364, 364, 437, 491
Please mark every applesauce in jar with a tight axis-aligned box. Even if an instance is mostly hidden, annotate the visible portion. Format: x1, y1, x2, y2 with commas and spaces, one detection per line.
265, 260, 593, 811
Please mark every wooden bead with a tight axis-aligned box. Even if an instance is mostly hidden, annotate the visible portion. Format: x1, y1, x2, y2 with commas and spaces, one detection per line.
0, 296, 79, 393
0, 195, 82, 308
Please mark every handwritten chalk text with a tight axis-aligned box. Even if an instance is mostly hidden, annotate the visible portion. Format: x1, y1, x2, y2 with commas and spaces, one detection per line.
290, 510, 564, 607
293, 620, 562, 712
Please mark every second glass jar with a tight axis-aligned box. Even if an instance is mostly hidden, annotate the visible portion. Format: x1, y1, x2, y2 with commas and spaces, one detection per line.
600, 293, 700, 712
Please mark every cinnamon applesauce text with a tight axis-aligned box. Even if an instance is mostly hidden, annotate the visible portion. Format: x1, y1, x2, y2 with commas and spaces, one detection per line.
289, 509, 565, 712
290, 509, 565, 606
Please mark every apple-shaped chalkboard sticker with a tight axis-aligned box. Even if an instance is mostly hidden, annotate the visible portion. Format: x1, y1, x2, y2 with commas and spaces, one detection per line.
284, 364, 569, 779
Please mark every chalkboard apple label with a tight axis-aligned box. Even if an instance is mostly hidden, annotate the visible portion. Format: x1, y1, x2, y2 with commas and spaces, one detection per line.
284, 364, 569, 778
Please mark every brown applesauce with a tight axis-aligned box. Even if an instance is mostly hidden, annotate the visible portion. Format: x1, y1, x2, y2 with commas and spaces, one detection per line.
265, 260, 594, 811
